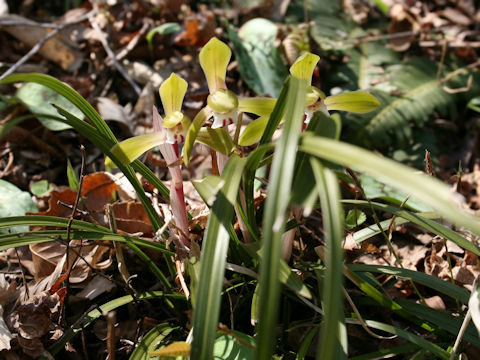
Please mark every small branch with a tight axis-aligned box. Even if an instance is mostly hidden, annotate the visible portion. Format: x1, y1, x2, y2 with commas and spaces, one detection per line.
0, 10, 96, 81
89, 15, 141, 96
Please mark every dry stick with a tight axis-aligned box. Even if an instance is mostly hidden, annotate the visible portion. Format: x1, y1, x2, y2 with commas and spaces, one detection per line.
107, 311, 116, 360
342, 287, 396, 340
89, 15, 142, 97
107, 203, 134, 291
0, 9, 97, 81
13, 246, 30, 301
108, 19, 149, 63
60, 145, 86, 326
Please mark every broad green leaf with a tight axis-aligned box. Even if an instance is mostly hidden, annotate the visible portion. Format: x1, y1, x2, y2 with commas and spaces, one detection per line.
0, 180, 37, 234
239, 117, 268, 146
213, 332, 255, 359
469, 281, 480, 336
290, 52, 319, 84
199, 37, 231, 94
299, 136, 480, 237
66, 159, 79, 192
129, 323, 177, 360
256, 76, 307, 360
311, 160, 346, 360
106, 132, 166, 168
16, 82, 84, 131
228, 19, 287, 97
159, 73, 187, 116
357, 173, 431, 212
238, 97, 277, 117
196, 127, 235, 155
325, 91, 380, 113
344, 209, 366, 229
191, 155, 246, 360
30, 180, 53, 197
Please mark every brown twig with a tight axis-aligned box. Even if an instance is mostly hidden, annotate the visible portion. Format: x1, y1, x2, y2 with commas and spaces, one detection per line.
107, 311, 116, 360
60, 145, 86, 326
0, 10, 96, 81
88, 10, 141, 96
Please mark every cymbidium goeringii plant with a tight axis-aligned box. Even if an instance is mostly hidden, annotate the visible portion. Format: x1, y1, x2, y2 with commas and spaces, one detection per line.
239, 52, 381, 146
106, 73, 191, 248
182, 37, 276, 167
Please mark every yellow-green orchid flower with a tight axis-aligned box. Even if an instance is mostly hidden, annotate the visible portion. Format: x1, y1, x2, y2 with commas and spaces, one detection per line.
106, 73, 190, 168
199, 37, 239, 129
239, 52, 380, 146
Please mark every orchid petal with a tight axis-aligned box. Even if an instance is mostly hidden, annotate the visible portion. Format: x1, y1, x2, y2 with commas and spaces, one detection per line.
199, 37, 231, 94
238, 97, 277, 117
324, 91, 381, 113
159, 73, 188, 116
290, 53, 320, 85
106, 132, 166, 168
183, 107, 214, 166
239, 116, 268, 146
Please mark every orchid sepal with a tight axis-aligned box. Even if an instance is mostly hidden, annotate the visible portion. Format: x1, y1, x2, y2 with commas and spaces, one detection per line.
324, 91, 381, 113
290, 52, 320, 84
159, 73, 188, 116
199, 37, 231, 94
105, 132, 166, 168
238, 97, 277, 117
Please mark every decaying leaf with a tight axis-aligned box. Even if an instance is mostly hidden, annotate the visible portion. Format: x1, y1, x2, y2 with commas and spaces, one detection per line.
0, 14, 83, 71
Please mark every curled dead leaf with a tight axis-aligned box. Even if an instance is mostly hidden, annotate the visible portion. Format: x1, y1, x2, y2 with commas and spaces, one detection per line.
388, 4, 420, 51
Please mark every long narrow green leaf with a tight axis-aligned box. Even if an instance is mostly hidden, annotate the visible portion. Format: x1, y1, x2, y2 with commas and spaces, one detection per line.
352, 320, 450, 359
299, 136, 480, 236
0, 73, 117, 143
349, 264, 470, 303
0, 215, 111, 233
0, 230, 172, 287
191, 155, 246, 360
255, 76, 307, 360
343, 200, 480, 256
311, 159, 346, 360
349, 343, 419, 360
396, 299, 480, 346
129, 323, 177, 360
49, 291, 185, 355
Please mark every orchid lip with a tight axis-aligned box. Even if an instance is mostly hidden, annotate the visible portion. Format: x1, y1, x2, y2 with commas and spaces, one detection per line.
211, 108, 237, 129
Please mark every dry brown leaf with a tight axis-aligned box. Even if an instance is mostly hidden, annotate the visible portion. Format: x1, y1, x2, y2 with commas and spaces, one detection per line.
111, 201, 154, 236
422, 295, 446, 311
0, 275, 17, 307
0, 14, 83, 71
388, 4, 420, 51
0, 305, 13, 351
174, 7, 215, 48
31, 188, 77, 219
76, 275, 116, 300
81, 172, 118, 213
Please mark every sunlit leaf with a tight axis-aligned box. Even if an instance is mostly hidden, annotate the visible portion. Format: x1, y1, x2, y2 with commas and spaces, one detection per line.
150, 341, 190, 356
0, 180, 38, 234
159, 73, 188, 116
199, 37, 231, 94
325, 91, 381, 113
